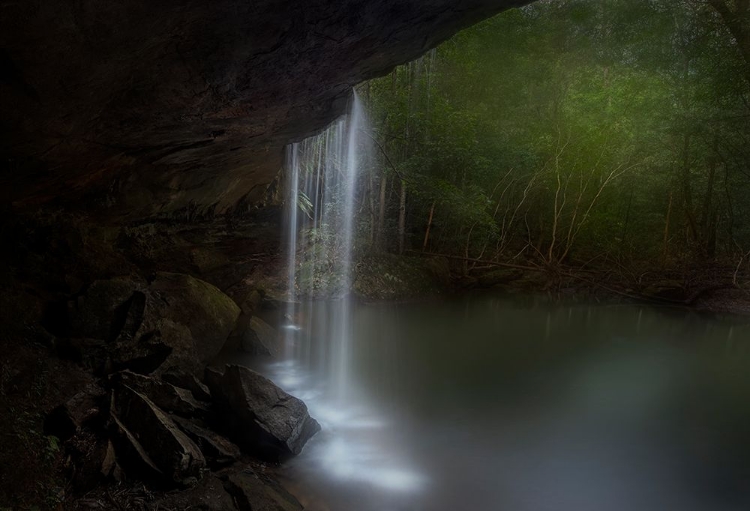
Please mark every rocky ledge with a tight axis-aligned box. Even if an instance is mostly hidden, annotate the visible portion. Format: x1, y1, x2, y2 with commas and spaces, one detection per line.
39, 273, 318, 509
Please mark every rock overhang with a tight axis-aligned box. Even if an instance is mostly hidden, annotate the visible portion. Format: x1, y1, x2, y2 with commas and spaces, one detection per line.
0, 0, 531, 220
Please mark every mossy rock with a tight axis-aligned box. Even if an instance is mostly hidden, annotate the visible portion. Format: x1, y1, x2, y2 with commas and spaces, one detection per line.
65, 273, 240, 374
148, 273, 241, 367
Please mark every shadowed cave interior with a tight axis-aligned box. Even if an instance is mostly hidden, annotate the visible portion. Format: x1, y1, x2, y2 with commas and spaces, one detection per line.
2, 1, 750, 510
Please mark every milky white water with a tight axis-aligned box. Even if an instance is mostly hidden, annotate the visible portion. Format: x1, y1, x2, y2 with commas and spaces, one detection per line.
235, 297, 750, 511
263, 90, 750, 510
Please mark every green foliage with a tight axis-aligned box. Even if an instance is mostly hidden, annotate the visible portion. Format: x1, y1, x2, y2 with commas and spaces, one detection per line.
296, 224, 350, 296
44, 435, 59, 461
358, 0, 750, 269
297, 192, 314, 220
353, 254, 443, 300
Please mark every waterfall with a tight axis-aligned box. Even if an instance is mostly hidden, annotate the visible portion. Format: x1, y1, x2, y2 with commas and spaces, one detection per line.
283, 91, 369, 400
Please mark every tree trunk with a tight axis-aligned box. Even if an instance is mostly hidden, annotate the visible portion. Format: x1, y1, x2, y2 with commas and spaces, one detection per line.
423, 201, 436, 252
680, 133, 699, 244
398, 179, 407, 255
700, 139, 719, 256
464, 223, 476, 275
663, 191, 673, 265
620, 187, 634, 257
708, 0, 750, 86
368, 166, 376, 247
377, 174, 388, 250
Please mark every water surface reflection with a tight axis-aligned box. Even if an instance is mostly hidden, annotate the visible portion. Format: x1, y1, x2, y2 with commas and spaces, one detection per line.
234, 296, 750, 511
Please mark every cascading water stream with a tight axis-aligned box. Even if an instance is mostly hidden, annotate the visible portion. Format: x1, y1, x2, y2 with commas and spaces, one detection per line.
266, 92, 427, 501
282, 91, 366, 400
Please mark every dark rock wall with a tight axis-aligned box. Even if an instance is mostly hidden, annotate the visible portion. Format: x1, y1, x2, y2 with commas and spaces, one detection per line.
1, 0, 529, 220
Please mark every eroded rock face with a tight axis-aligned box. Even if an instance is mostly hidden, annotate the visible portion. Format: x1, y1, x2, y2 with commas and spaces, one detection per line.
205, 364, 320, 461
0, 0, 529, 219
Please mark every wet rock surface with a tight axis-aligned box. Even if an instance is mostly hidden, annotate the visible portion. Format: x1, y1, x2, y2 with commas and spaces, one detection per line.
205, 365, 321, 460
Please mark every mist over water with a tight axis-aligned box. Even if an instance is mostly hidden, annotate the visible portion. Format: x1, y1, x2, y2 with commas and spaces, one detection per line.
264, 93, 750, 510
235, 298, 750, 511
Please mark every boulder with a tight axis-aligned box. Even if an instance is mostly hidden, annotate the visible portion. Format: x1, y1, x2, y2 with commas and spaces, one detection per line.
205, 365, 320, 461
109, 329, 175, 374
63, 273, 240, 374
240, 289, 265, 315
45, 382, 107, 440
110, 410, 164, 483
172, 416, 241, 468
225, 470, 303, 511
64, 432, 115, 492
113, 385, 205, 483
162, 367, 212, 401
67, 278, 146, 340
101, 440, 117, 478
60, 337, 112, 375
145, 272, 240, 368
240, 317, 281, 357
113, 370, 208, 417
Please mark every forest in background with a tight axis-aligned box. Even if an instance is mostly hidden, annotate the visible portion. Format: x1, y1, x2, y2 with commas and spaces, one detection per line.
350, 0, 750, 278
289, 0, 750, 299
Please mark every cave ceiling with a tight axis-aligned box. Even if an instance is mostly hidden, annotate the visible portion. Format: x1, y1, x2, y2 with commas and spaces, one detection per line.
0, 0, 529, 220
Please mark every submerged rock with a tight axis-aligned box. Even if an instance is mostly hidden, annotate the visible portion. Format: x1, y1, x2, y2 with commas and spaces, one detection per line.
205, 365, 320, 461
113, 385, 205, 483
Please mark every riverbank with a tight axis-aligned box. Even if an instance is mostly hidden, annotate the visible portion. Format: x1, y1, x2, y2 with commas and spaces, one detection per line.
347, 253, 750, 317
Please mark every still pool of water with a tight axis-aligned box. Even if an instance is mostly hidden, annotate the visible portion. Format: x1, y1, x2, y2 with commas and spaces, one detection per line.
231, 296, 750, 511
